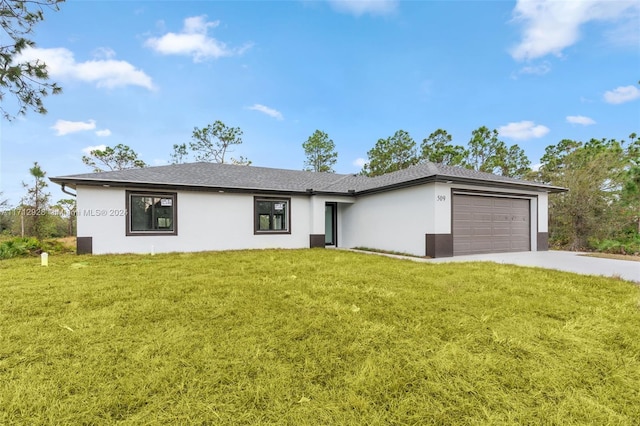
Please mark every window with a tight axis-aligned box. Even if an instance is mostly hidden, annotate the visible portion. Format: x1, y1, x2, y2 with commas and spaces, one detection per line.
254, 197, 290, 234
126, 191, 177, 235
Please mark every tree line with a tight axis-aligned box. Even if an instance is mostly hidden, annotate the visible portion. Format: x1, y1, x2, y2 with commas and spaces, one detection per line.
533, 134, 639, 251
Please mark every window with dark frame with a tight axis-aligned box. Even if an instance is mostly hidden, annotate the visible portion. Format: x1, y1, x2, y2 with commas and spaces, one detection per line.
254, 197, 290, 234
126, 191, 177, 235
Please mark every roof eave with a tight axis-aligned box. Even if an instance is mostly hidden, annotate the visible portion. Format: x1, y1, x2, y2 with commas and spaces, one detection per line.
354, 174, 566, 196
48, 177, 352, 197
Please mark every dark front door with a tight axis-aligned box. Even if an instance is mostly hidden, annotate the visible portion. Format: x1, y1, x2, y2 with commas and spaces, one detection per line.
325, 203, 337, 246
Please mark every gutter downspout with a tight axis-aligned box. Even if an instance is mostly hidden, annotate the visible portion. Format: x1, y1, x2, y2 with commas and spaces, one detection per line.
61, 184, 77, 197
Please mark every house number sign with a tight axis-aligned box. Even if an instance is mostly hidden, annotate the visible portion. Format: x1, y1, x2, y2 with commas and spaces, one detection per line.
436, 195, 447, 202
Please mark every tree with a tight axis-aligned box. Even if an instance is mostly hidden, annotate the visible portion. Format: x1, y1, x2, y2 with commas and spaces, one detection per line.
536, 137, 632, 250
21, 161, 51, 239
463, 126, 505, 174
619, 133, 640, 233
497, 144, 531, 179
0, 192, 11, 233
362, 130, 418, 176
190, 121, 242, 163
302, 130, 337, 172
462, 126, 530, 178
0, 0, 64, 120
229, 156, 252, 166
170, 143, 189, 164
170, 120, 250, 165
82, 144, 147, 172
55, 198, 75, 236
419, 129, 466, 166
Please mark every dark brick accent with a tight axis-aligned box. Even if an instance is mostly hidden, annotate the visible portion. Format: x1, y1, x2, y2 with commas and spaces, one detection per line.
309, 234, 325, 248
537, 232, 549, 251
425, 234, 453, 258
77, 237, 93, 255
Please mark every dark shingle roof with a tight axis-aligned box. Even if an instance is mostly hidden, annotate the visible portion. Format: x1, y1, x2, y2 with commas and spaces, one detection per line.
50, 162, 565, 195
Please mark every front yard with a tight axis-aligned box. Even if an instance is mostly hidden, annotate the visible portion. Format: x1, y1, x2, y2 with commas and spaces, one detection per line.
1, 249, 639, 424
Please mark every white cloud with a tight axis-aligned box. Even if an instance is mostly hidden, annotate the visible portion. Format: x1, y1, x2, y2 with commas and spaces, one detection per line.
328, 0, 398, 16
604, 8, 640, 46
353, 157, 367, 168
82, 144, 106, 155
92, 47, 116, 59
145, 15, 252, 62
17, 47, 154, 90
52, 119, 96, 136
566, 115, 596, 125
603, 85, 640, 104
510, 0, 639, 61
498, 121, 550, 140
248, 104, 284, 120
518, 61, 551, 76
95, 129, 112, 137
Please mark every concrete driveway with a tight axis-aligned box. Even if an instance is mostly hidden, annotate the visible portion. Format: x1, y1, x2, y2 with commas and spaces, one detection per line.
346, 249, 639, 283
425, 250, 639, 283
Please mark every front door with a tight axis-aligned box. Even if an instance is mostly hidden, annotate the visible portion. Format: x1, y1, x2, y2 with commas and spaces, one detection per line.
325, 203, 337, 246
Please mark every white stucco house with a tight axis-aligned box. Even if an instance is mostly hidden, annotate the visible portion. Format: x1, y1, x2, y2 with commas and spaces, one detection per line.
50, 162, 565, 257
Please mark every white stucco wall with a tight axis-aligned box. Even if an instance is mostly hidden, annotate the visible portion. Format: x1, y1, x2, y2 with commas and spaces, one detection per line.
537, 192, 549, 233
337, 182, 550, 256
340, 184, 433, 256
76, 186, 313, 254
75, 182, 552, 256
432, 182, 452, 234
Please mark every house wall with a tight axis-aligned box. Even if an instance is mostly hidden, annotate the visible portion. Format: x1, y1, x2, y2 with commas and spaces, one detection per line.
337, 182, 550, 257
76, 186, 314, 254
340, 184, 434, 256
537, 192, 548, 233
75, 182, 551, 256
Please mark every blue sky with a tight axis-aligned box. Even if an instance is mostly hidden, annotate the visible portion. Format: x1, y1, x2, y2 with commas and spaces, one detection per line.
1, 0, 639, 205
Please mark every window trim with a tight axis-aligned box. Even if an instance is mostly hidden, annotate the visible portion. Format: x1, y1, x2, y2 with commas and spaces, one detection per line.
126, 191, 178, 236
254, 196, 291, 235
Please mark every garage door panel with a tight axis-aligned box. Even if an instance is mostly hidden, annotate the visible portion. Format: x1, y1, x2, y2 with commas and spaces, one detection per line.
467, 226, 492, 237
453, 194, 531, 255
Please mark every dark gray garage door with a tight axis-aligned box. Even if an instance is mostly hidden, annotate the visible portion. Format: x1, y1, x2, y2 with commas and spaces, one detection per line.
453, 194, 530, 256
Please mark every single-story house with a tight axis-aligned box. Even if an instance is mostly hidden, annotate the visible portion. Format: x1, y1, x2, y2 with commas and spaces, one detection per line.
50, 162, 565, 257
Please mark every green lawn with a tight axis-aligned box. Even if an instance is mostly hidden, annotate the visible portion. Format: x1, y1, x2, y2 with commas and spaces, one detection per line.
1, 249, 639, 425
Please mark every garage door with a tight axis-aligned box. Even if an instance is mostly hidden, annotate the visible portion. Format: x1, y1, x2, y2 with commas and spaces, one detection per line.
453, 194, 530, 256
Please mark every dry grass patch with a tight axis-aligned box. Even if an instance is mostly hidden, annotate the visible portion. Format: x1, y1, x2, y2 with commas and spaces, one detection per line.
1, 249, 639, 425
581, 252, 640, 262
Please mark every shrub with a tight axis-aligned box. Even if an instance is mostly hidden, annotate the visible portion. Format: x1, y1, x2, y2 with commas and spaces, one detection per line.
589, 233, 640, 255
0, 237, 41, 260
0, 237, 74, 260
